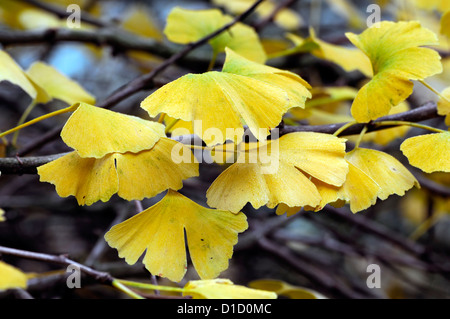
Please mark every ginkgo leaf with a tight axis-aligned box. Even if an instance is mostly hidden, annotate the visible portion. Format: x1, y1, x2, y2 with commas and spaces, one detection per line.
440, 10, 450, 39
0, 208, 5, 222
141, 70, 291, 146
26, 62, 96, 105
0, 50, 50, 103
38, 138, 198, 205
61, 103, 165, 158
346, 147, 419, 201
311, 160, 381, 213
400, 132, 450, 173
115, 138, 199, 201
437, 87, 450, 126
183, 279, 277, 299
249, 279, 326, 299
207, 133, 348, 213
0, 261, 28, 290
164, 7, 266, 63
121, 5, 163, 41
346, 21, 442, 122
38, 152, 119, 206
222, 48, 311, 109
105, 190, 248, 282
286, 30, 373, 77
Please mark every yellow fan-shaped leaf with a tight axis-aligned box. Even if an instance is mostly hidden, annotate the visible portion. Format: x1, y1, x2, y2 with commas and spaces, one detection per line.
164, 7, 266, 63
184, 279, 277, 299
346, 21, 442, 122
0, 261, 28, 290
400, 132, 450, 173
207, 133, 348, 213
414, 0, 450, 12
438, 87, 450, 126
346, 148, 419, 201
222, 48, 311, 109
141, 71, 290, 146
37, 152, 119, 206
309, 29, 373, 77
26, 62, 96, 105
440, 10, 450, 39
121, 5, 163, 41
0, 208, 5, 222
61, 103, 165, 158
38, 138, 198, 205
115, 138, 199, 201
105, 190, 248, 282
0, 50, 50, 102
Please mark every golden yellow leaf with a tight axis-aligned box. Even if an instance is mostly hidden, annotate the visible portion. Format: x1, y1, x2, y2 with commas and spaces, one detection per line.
207, 132, 348, 213
346, 21, 442, 122
0, 50, 46, 102
438, 87, 450, 126
0, 261, 28, 290
0, 208, 5, 222
105, 190, 248, 282
164, 7, 266, 63
285, 32, 373, 77
38, 138, 198, 205
38, 152, 119, 206
400, 132, 450, 173
249, 279, 326, 299
141, 68, 290, 146
308, 29, 373, 77
346, 147, 419, 201
184, 279, 277, 299
121, 5, 163, 41
26, 62, 96, 105
222, 47, 311, 109
61, 103, 165, 158
441, 11, 450, 38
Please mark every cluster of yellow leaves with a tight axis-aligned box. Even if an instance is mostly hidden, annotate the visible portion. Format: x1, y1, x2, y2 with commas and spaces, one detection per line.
38, 103, 198, 205
0, 50, 95, 105
0, 261, 28, 290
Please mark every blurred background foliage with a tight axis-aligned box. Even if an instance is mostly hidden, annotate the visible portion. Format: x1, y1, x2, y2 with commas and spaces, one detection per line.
0, 0, 449, 299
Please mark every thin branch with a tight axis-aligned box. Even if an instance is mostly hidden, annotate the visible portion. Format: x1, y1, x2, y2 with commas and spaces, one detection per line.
253, 0, 299, 31
0, 245, 113, 285
280, 101, 440, 136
